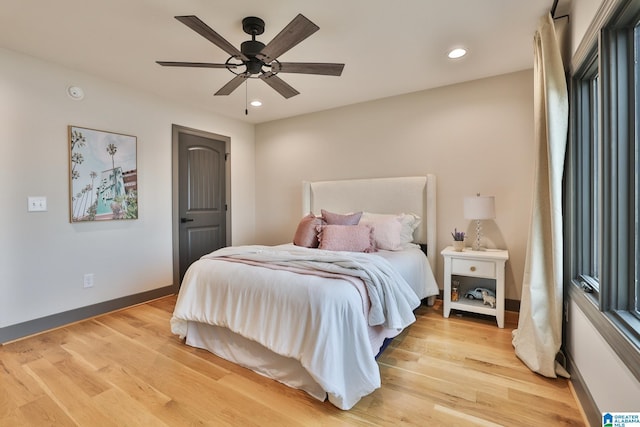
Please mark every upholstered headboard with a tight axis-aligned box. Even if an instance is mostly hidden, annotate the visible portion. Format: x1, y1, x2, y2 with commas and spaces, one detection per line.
302, 175, 437, 271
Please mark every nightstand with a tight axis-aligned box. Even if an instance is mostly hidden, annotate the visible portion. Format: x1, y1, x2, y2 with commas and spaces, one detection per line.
441, 247, 509, 328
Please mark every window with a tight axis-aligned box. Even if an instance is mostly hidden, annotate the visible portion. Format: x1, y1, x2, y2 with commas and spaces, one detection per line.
572, 54, 601, 295
591, 74, 601, 286
598, 16, 640, 333
568, 0, 640, 370
634, 24, 640, 319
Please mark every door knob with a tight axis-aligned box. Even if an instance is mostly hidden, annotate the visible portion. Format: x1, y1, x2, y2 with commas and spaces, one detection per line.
180, 217, 194, 223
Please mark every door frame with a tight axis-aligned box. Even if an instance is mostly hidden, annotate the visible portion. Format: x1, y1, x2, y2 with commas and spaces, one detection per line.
171, 124, 231, 290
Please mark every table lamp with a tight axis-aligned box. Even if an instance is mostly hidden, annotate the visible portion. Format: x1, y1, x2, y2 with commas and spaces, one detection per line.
464, 194, 495, 251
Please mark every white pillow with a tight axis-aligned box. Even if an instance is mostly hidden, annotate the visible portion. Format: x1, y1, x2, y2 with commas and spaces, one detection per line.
360, 212, 421, 250
398, 213, 421, 245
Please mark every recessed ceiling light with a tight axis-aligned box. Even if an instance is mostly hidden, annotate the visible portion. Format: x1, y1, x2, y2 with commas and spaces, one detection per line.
250, 100, 263, 107
447, 48, 467, 59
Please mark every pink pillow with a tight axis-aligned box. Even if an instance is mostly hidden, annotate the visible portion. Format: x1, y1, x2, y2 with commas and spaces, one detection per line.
359, 215, 404, 250
360, 212, 422, 249
317, 224, 375, 252
321, 209, 362, 225
293, 213, 325, 248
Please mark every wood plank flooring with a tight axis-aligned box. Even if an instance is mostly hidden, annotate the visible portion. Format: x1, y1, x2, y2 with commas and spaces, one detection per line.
0, 296, 586, 426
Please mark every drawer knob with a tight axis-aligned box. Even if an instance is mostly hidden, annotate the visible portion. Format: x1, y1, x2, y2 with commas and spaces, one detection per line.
470, 266, 476, 272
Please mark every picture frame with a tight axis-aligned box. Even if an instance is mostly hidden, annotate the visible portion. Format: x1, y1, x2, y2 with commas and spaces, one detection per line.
68, 125, 138, 222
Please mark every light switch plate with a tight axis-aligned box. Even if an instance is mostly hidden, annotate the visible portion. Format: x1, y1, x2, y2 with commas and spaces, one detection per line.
28, 196, 47, 212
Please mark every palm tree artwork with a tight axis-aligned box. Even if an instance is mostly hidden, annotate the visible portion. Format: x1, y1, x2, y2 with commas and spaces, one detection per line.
69, 126, 137, 222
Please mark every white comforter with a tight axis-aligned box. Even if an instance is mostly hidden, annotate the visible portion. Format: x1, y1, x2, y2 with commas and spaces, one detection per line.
171, 245, 424, 409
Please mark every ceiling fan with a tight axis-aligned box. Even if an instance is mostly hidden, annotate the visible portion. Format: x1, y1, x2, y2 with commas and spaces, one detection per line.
156, 14, 345, 99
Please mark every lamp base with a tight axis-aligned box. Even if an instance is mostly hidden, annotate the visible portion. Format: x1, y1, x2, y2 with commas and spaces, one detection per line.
472, 219, 484, 251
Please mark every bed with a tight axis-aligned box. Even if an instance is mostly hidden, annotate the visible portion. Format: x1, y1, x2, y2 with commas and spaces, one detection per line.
171, 175, 438, 409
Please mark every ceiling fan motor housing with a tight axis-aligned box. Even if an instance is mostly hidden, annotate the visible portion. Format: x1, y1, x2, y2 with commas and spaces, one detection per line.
241, 17, 267, 74
241, 40, 267, 74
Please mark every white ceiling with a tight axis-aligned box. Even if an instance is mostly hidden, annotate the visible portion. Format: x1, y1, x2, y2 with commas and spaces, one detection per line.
0, 0, 569, 124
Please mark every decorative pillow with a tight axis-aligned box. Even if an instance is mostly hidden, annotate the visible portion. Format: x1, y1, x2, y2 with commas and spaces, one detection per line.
293, 213, 325, 248
317, 224, 375, 252
360, 212, 422, 250
359, 214, 404, 250
321, 209, 362, 225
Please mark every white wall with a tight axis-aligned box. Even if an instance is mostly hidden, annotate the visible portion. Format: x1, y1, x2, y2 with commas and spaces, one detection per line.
567, 300, 640, 411
570, 0, 603, 57
255, 70, 535, 297
0, 48, 255, 329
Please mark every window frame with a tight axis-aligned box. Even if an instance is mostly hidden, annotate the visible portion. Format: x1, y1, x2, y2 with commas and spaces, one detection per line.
599, 6, 640, 340
572, 52, 601, 298
567, 0, 640, 382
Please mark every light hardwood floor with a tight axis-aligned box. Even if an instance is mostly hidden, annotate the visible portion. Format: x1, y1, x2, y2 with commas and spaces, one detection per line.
0, 296, 586, 426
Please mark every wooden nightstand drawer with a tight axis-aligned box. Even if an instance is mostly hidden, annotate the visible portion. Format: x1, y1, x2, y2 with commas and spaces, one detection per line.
451, 258, 495, 278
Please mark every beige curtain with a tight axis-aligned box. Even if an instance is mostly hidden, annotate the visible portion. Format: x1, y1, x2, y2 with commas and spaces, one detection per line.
512, 13, 569, 378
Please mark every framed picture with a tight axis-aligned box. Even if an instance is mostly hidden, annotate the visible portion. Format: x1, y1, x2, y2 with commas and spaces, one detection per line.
69, 126, 137, 222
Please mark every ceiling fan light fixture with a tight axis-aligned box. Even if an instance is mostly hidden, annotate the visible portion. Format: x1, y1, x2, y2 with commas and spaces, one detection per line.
447, 48, 467, 59
250, 100, 263, 107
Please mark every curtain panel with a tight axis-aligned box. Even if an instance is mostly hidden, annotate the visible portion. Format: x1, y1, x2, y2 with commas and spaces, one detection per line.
512, 12, 569, 378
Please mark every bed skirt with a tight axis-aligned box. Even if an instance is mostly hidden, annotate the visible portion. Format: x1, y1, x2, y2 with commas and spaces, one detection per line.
186, 321, 329, 403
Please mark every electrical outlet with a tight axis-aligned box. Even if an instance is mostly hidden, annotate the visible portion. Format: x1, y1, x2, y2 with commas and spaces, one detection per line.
83, 273, 94, 288
27, 196, 47, 212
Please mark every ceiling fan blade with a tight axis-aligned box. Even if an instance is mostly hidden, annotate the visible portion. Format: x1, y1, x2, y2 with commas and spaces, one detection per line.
258, 14, 319, 63
215, 74, 249, 96
272, 62, 344, 76
156, 61, 236, 69
175, 15, 248, 61
259, 72, 300, 98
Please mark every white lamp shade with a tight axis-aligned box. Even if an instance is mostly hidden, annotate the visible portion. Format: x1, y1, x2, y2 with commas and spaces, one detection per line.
464, 195, 496, 220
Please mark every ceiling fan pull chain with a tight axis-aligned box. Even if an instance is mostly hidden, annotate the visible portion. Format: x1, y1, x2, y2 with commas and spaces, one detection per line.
245, 80, 248, 115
